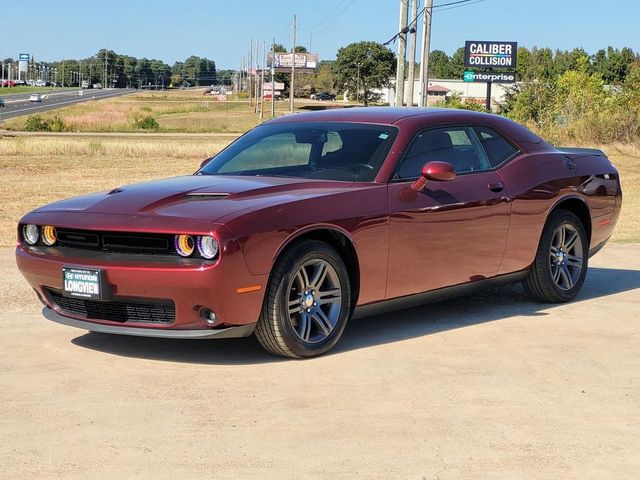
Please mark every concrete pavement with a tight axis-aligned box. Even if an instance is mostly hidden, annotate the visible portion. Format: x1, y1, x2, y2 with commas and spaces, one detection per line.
0, 244, 638, 479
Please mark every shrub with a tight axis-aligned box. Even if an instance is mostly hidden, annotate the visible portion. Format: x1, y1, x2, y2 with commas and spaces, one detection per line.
48, 116, 68, 132
24, 115, 50, 132
135, 115, 160, 130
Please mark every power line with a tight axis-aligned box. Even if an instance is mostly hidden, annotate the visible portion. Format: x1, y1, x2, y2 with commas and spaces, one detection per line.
384, 0, 485, 46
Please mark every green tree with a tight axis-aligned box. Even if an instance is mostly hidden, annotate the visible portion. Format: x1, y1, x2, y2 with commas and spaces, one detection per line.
334, 41, 395, 106
447, 47, 465, 78
428, 50, 450, 79
313, 61, 336, 93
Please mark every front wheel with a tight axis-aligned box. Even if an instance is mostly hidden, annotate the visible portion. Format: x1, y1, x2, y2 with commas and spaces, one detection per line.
523, 209, 589, 303
255, 240, 352, 358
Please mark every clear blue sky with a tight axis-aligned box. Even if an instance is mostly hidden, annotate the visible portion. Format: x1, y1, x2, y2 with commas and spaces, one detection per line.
1, 0, 638, 68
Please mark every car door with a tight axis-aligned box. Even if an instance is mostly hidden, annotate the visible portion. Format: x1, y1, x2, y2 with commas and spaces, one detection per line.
386, 125, 512, 299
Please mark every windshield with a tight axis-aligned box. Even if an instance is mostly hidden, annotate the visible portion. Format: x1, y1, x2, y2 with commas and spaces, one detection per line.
198, 121, 399, 182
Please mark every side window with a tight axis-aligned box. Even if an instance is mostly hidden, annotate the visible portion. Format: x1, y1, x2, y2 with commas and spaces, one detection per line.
218, 133, 312, 173
474, 126, 519, 168
396, 126, 491, 179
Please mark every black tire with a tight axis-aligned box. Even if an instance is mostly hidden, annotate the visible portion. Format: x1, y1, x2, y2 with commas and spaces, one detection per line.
255, 240, 352, 358
523, 209, 589, 303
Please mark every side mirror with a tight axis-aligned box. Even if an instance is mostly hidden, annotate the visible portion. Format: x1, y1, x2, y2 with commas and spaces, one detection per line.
411, 161, 456, 192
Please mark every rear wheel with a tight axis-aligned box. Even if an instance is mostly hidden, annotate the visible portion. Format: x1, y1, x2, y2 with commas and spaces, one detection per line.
523, 209, 588, 303
255, 240, 352, 358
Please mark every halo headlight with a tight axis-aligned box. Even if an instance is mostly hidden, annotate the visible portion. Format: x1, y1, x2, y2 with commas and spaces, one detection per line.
174, 234, 195, 257
23, 224, 39, 245
198, 236, 219, 259
42, 225, 57, 246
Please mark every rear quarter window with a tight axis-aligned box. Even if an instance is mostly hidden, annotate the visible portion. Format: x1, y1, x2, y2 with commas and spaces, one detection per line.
474, 126, 520, 168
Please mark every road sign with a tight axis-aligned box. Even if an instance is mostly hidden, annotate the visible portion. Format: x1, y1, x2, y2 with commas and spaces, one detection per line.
464, 41, 517, 69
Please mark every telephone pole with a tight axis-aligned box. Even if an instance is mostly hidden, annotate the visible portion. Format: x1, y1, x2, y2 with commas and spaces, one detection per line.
394, 0, 409, 106
290, 13, 296, 114
418, 0, 433, 107
271, 38, 276, 118
249, 39, 254, 107
406, 0, 419, 106
260, 41, 266, 119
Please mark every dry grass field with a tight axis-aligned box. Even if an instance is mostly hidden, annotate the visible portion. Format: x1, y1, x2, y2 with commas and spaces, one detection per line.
0, 89, 342, 133
0, 134, 233, 245
0, 134, 637, 247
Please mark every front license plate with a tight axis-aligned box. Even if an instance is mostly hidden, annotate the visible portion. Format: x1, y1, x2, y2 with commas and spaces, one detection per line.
62, 267, 102, 300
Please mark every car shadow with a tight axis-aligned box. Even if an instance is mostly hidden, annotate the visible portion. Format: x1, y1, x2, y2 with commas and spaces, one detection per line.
71, 267, 640, 365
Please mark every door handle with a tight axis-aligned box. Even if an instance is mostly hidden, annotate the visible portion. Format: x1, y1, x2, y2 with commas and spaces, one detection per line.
488, 182, 504, 193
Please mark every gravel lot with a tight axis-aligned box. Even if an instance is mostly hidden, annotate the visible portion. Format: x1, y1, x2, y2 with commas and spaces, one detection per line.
1, 244, 638, 479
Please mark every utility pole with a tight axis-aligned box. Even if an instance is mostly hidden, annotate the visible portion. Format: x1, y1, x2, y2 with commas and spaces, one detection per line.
271, 38, 276, 118
290, 13, 296, 114
254, 41, 260, 114
395, 0, 409, 106
418, 0, 433, 107
260, 41, 266, 119
406, 0, 419, 106
249, 39, 253, 107
104, 49, 108, 88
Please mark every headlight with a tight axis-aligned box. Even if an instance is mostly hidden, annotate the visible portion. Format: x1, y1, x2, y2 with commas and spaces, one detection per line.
23, 224, 39, 245
174, 234, 195, 257
42, 225, 57, 246
198, 235, 219, 259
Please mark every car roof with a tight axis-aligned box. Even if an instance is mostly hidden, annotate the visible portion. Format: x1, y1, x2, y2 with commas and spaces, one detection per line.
267, 107, 546, 147
269, 107, 449, 125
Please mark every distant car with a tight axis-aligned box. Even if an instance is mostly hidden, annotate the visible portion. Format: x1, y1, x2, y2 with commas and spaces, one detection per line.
2, 80, 16, 87
29, 94, 42, 102
81, 81, 90, 89
0, 97, 5, 108
314, 92, 336, 101
35, 80, 46, 87
93, 83, 102, 89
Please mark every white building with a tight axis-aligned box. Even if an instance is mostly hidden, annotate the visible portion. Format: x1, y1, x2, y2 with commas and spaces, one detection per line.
379, 78, 515, 110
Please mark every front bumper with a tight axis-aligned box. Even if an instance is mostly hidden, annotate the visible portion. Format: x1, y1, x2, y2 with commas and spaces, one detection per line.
16, 243, 268, 333
42, 307, 255, 338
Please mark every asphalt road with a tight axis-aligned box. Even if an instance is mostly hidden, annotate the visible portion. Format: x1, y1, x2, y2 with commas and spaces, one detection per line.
1, 243, 639, 479
0, 88, 134, 120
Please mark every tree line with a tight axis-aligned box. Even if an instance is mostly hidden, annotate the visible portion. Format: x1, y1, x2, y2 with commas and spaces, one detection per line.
420, 46, 638, 84
2, 49, 235, 88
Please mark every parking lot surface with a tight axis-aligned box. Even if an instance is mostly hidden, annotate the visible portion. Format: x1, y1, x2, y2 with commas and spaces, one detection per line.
1, 244, 638, 479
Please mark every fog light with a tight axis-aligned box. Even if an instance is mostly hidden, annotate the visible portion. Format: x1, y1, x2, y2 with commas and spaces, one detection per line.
42, 225, 57, 246
200, 308, 217, 326
174, 234, 195, 257
23, 224, 39, 245
197, 235, 219, 259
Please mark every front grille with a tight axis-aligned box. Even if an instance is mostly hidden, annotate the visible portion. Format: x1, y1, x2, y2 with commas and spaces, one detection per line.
47, 289, 175, 324
56, 228, 175, 255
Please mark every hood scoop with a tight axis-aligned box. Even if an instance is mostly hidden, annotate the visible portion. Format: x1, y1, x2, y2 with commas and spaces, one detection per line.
186, 192, 230, 200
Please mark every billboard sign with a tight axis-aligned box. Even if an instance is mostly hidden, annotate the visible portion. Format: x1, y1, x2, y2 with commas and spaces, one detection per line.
263, 82, 285, 91
463, 70, 516, 83
18, 53, 29, 74
464, 41, 517, 69
267, 53, 319, 74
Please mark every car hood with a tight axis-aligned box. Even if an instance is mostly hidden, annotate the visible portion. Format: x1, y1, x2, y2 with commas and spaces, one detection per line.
31, 175, 373, 227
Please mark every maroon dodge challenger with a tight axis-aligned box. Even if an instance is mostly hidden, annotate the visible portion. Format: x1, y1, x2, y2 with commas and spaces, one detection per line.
16, 108, 621, 358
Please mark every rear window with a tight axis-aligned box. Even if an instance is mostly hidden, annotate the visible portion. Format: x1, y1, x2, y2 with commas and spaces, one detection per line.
474, 126, 519, 168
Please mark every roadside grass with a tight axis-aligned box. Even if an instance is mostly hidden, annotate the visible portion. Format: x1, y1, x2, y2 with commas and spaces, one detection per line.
600, 142, 640, 243
0, 134, 637, 247
0, 86, 77, 96
0, 89, 316, 133
0, 135, 230, 246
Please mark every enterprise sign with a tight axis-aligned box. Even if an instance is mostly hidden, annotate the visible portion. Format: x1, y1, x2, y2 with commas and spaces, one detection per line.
464, 41, 517, 69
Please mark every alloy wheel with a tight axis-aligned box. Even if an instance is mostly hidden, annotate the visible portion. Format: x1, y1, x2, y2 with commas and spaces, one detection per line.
287, 259, 342, 344
549, 223, 583, 291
